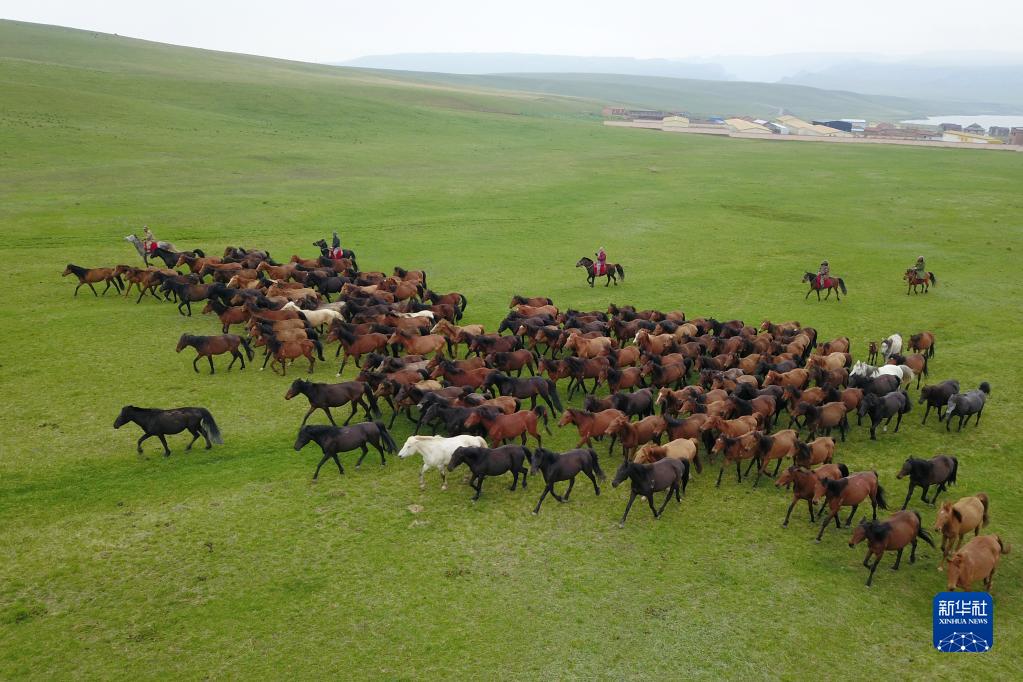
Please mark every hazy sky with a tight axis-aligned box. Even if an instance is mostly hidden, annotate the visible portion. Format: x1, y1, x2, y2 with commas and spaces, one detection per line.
2, 0, 1018, 62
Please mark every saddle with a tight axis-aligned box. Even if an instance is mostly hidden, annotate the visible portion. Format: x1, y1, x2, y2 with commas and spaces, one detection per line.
595, 261, 607, 276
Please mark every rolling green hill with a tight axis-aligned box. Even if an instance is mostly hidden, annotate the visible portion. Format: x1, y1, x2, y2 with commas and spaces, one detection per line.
1, 19, 1022, 680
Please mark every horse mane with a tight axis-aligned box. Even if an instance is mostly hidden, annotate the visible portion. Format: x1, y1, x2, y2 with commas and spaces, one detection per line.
862, 519, 892, 542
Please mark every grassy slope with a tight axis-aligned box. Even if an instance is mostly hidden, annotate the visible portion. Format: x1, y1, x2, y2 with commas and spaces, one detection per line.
2, 20, 1022, 679
384, 70, 1019, 121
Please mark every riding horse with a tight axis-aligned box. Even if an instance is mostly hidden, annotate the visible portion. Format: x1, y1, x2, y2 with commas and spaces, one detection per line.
802, 271, 847, 301
904, 268, 937, 294
576, 256, 624, 287
114, 405, 222, 456
312, 239, 358, 269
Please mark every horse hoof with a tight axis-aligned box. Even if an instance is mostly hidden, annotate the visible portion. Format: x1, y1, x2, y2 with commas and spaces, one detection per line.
532, 511, 539, 516
618, 522, 625, 529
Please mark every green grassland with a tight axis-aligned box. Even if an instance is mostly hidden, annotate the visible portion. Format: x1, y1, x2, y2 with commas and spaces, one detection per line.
2, 19, 1022, 679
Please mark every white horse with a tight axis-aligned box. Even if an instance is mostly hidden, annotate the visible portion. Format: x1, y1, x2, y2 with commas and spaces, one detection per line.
880, 333, 903, 361
397, 434, 487, 490
282, 301, 343, 329
396, 310, 435, 320
850, 361, 915, 387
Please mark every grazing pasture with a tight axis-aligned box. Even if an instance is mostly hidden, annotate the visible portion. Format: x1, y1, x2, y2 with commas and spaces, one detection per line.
1, 20, 1022, 679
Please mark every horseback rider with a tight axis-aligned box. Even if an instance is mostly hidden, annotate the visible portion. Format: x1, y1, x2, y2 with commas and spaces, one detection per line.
912, 255, 926, 279
330, 231, 342, 259
596, 247, 607, 276
142, 225, 158, 255
816, 260, 830, 288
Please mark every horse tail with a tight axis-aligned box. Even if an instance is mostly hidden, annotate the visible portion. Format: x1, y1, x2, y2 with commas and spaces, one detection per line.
948, 456, 958, 486
615, 264, 625, 281
838, 278, 847, 295
922, 353, 929, 377
874, 477, 889, 510
929, 272, 937, 286
547, 380, 563, 412
589, 448, 606, 481
240, 337, 255, 361
313, 338, 325, 362
455, 304, 463, 322
376, 421, 398, 453
199, 408, 223, 445
534, 405, 551, 435
459, 294, 468, 313
837, 463, 850, 478
914, 512, 936, 547
194, 248, 205, 257
977, 492, 990, 527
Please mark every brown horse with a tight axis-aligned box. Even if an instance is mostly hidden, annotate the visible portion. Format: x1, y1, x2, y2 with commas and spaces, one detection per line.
464, 406, 550, 447
264, 336, 322, 375
793, 437, 836, 468
335, 328, 391, 374
387, 330, 446, 359
849, 510, 935, 586
776, 463, 849, 527
764, 368, 810, 390
558, 408, 626, 449
904, 268, 936, 294
430, 361, 491, 389
908, 331, 936, 358
801, 401, 849, 441
176, 334, 253, 374
62, 264, 123, 297
946, 535, 1009, 592
751, 429, 799, 485
510, 295, 553, 308
935, 494, 990, 571
816, 472, 888, 541
605, 414, 667, 459
202, 299, 251, 333
713, 432, 759, 486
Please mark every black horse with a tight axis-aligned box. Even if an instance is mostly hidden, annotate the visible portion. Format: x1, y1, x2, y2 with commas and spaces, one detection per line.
918, 380, 959, 425
944, 382, 990, 431
447, 445, 531, 500
284, 379, 378, 427
293, 422, 397, 479
610, 388, 656, 419
849, 373, 901, 396
576, 256, 624, 288
896, 455, 958, 509
611, 458, 689, 528
114, 405, 222, 456
529, 447, 604, 514
858, 391, 911, 440
483, 372, 562, 414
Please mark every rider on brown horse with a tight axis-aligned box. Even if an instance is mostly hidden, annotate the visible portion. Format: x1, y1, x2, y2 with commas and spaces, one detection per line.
596, 247, 608, 276
912, 256, 926, 279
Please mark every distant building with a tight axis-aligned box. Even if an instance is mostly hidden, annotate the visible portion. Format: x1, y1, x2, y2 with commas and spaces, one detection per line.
765, 121, 789, 135
939, 123, 963, 132
1011, 128, 1023, 145
942, 130, 1002, 144
840, 118, 867, 132
813, 120, 854, 133
775, 115, 852, 137
988, 126, 1010, 139
661, 115, 690, 128
964, 123, 986, 135
726, 118, 772, 133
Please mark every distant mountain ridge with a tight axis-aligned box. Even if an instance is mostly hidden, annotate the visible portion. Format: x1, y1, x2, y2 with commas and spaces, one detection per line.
339, 52, 1023, 110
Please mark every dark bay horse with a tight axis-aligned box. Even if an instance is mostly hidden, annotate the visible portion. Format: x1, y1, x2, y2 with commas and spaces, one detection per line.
849, 510, 935, 586
114, 405, 222, 455
918, 380, 959, 424
284, 379, 379, 426
802, 272, 847, 301
483, 372, 563, 413
896, 455, 957, 509
816, 472, 888, 542
176, 333, 254, 374
293, 422, 397, 479
447, 445, 530, 501
529, 447, 604, 514
576, 256, 624, 287
612, 458, 689, 527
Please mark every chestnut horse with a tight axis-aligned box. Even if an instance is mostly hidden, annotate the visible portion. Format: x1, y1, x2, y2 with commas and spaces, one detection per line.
176, 333, 253, 374
935, 493, 989, 571
776, 463, 849, 527
62, 264, 123, 297
816, 472, 888, 542
945, 535, 1009, 592
464, 406, 551, 447
849, 510, 935, 586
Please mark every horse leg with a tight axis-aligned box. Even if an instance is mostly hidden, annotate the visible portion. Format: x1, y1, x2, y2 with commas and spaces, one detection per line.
891, 548, 904, 571
619, 492, 637, 527
843, 503, 860, 527
192, 356, 201, 374
533, 484, 553, 514
910, 538, 919, 564
894, 412, 903, 432
313, 454, 330, 479
562, 477, 575, 501
584, 467, 600, 496
88, 282, 99, 297
816, 511, 835, 541
472, 475, 484, 501
356, 445, 369, 467
136, 433, 153, 453
208, 355, 215, 375
419, 464, 428, 490
804, 288, 812, 300
922, 404, 931, 425
866, 554, 882, 586
227, 352, 237, 371
186, 427, 201, 450
773, 458, 783, 476
807, 499, 816, 523
646, 492, 660, 518
657, 488, 674, 516
716, 463, 726, 487
158, 434, 171, 457
920, 484, 930, 504
901, 483, 914, 510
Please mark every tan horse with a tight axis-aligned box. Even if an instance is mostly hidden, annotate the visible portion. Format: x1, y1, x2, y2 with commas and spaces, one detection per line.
946, 535, 1009, 592
934, 494, 990, 571
635, 438, 701, 473
62, 264, 123, 297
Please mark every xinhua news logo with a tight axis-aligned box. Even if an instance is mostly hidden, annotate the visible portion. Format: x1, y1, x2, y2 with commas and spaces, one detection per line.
933, 592, 993, 652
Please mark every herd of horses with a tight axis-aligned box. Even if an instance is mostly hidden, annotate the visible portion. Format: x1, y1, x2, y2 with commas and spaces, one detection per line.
70, 239, 1005, 591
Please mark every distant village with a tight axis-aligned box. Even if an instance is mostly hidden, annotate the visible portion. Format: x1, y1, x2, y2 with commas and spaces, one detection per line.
602, 107, 1023, 148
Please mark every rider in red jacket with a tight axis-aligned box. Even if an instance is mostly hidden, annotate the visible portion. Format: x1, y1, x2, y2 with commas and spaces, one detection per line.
596, 247, 607, 276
